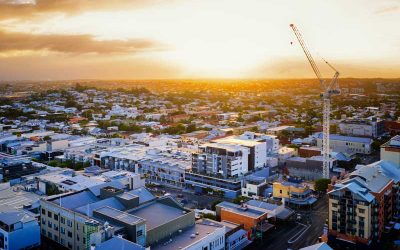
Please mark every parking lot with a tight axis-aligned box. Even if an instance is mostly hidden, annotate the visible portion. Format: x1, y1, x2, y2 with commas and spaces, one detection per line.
147, 185, 231, 209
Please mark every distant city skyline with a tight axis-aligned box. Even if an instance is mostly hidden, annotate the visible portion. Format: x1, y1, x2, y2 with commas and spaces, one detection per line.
0, 0, 399, 80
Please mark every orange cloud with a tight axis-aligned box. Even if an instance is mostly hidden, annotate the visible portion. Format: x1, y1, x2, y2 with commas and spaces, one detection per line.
0, 0, 165, 20
0, 29, 164, 54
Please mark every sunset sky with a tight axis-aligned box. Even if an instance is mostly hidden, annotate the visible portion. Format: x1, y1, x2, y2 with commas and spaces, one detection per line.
0, 0, 399, 80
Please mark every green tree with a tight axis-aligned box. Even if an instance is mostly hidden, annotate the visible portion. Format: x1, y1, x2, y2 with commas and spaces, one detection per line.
314, 178, 331, 193
232, 195, 250, 204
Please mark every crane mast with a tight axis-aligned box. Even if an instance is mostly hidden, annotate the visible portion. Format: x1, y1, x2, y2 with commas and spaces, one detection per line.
290, 24, 340, 179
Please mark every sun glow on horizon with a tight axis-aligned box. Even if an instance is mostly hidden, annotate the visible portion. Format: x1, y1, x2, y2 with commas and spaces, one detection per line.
0, 0, 399, 80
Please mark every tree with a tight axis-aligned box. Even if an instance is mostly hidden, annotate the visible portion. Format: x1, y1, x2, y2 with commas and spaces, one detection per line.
202, 213, 217, 220
48, 160, 58, 167
43, 135, 51, 141
232, 195, 250, 205
186, 124, 196, 133
314, 178, 331, 193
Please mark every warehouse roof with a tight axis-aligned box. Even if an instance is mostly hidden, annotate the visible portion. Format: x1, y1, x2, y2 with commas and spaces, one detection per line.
129, 201, 187, 230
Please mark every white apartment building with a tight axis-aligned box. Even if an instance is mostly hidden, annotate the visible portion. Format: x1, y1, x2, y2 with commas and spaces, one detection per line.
192, 143, 249, 178
213, 136, 266, 171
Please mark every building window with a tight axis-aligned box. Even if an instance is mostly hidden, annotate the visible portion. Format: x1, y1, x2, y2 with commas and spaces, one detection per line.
61, 227, 65, 234
60, 216, 65, 224
54, 214, 58, 221
54, 224, 58, 231
358, 208, 365, 214
76, 224, 79, 230
42, 229, 46, 235
137, 230, 143, 237
48, 232, 52, 239
48, 221, 52, 228
48, 211, 52, 218
42, 218, 46, 224
54, 235, 58, 242
67, 220, 72, 227
67, 231, 72, 238
42, 208, 45, 215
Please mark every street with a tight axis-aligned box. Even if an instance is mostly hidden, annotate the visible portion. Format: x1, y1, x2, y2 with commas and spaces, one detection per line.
247, 194, 329, 250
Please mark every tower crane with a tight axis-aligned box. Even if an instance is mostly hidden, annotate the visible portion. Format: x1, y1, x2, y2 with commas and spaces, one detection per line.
290, 24, 340, 179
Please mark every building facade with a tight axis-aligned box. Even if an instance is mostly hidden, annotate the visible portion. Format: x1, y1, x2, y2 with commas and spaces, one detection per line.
339, 118, 384, 138
316, 133, 372, 155
0, 211, 40, 250
327, 161, 400, 246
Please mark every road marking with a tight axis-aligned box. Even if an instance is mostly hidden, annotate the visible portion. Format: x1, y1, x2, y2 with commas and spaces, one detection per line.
3, 197, 29, 205
288, 222, 311, 244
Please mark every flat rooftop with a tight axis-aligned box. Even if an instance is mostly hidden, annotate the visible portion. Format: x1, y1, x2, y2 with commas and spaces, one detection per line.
0, 187, 41, 213
129, 202, 186, 230
213, 137, 263, 147
95, 206, 144, 225
151, 219, 224, 250
217, 201, 266, 219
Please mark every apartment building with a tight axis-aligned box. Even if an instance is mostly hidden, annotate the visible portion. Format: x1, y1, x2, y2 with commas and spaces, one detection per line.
327, 161, 400, 246
213, 135, 267, 171
316, 133, 372, 155
101, 145, 191, 188
192, 143, 249, 178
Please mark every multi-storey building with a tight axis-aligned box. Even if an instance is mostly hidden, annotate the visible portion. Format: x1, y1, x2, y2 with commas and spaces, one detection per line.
316, 133, 372, 155
101, 145, 191, 188
40, 184, 198, 250
339, 118, 384, 138
186, 143, 250, 198
192, 143, 249, 178
213, 136, 267, 171
327, 160, 400, 246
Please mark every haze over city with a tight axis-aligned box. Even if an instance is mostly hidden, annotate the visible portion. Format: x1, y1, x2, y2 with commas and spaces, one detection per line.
0, 0, 399, 80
